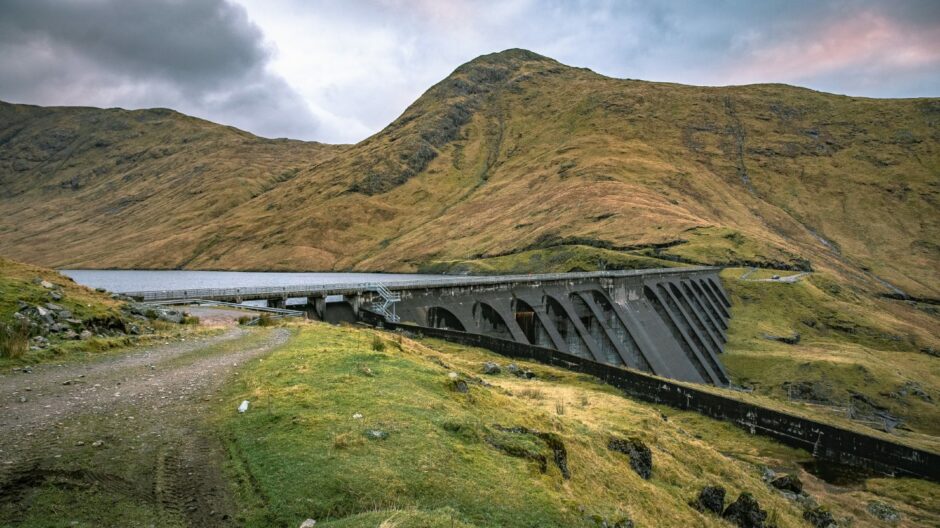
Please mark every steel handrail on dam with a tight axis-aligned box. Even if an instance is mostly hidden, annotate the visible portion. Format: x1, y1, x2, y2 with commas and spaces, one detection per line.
124, 266, 720, 302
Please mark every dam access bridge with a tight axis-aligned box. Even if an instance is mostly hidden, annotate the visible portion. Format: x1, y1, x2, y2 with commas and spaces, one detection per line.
127, 267, 731, 386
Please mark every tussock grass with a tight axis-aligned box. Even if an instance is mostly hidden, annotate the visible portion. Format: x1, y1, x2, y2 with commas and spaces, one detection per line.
222, 323, 915, 527
0, 319, 29, 359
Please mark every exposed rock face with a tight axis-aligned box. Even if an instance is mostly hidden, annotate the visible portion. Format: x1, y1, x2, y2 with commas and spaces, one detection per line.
607, 437, 652, 480
488, 425, 570, 480
803, 506, 837, 527
722, 492, 768, 528
770, 474, 803, 494
693, 485, 726, 514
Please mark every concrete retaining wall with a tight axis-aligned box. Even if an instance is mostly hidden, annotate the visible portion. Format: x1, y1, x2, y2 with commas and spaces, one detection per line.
363, 314, 939, 482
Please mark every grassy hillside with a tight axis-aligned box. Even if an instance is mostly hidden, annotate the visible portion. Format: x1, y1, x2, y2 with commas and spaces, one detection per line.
219, 322, 939, 527
0, 49, 936, 301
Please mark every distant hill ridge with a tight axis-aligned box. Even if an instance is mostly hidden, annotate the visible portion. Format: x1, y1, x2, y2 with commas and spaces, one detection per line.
0, 48, 937, 298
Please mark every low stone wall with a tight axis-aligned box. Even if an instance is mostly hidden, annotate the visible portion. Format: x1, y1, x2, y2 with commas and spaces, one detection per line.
365, 314, 939, 482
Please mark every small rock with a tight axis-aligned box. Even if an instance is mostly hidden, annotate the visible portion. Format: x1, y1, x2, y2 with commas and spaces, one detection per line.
364, 429, 389, 440
760, 467, 776, 482
299, 519, 317, 528
238, 400, 249, 413
482, 362, 501, 375
19, 396, 27, 403
62, 329, 78, 340
770, 474, 803, 494
762, 333, 800, 345
50, 291, 62, 301
95, 287, 107, 293
62, 380, 72, 385
352, 413, 363, 420
451, 379, 469, 393
75, 441, 85, 446
803, 506, 837, 528
867, 501, 900, 522
45, 302, 65, 311
693, 485, 726, 514
40, 280, 54, 289
608, 437, 652, 479
92, 440, 104, 448
58, 310, 73, 319
79, 330, 93, 340
723, 492, 768, 528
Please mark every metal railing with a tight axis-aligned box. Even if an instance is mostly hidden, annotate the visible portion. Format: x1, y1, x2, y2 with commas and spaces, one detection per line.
124, 266, 719, 302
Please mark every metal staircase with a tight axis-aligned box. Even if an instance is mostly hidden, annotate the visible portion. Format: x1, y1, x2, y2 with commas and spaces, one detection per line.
370, 283, 401, 322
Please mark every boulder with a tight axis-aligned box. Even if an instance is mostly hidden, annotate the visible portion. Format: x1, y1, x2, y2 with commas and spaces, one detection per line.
608, 437, 652, 479
723, 492, 768, 528
58, 310, 73, 319
803, 506, 836, 528
482, 362, 501, 375
693, 485, 726, 514
45, 302, 64, 312
79, 330, 93, 340
770, 474, 803, 494
40, 280, 54, 289
157, 310, 184, 324
50, 291, 62, 301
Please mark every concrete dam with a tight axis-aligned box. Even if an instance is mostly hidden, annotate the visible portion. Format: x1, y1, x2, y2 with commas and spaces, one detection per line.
128, 267, 731, 386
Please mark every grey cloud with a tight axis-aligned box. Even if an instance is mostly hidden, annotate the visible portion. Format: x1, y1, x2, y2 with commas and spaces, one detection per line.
0, 0, 319, 139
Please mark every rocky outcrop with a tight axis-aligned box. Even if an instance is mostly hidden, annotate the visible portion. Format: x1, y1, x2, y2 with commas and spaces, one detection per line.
607, 437, 652, 480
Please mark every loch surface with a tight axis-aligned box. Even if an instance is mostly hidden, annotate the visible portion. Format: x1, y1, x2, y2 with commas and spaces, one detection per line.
60, 269, 447, 293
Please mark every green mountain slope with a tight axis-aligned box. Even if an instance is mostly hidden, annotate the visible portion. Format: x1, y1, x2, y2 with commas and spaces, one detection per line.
0, 49, 936, 299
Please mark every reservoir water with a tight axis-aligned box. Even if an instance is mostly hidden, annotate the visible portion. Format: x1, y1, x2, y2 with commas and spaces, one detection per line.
60, 269, 448, 294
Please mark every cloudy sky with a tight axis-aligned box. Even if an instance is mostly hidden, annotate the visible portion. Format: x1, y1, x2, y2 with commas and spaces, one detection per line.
1, 0, 938, 143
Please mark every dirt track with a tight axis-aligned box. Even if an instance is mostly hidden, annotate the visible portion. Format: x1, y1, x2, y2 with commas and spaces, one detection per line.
0, 326, 290, 527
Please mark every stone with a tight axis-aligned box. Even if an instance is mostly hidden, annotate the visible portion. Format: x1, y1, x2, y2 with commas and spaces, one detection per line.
62, 329, 78, 340
128, 324, 141, 335
35, 306, 50, 318
58, 310, 73, 319
693, 485, 726, 514
19, 396, 27, 403
157, 310, 184, 324
299, 520, 317, 528
451, 378, 469, 393
722, 492, 768, 528
482, 362, 501, 375
92, 440, 104, 447
45, 303, 64, 312
762, 332, 800, 345
607, 437, 652, 479
803, 506, 836, 528
49, 323, 68, 333
79, 330, 93, 340
238, 400, 249, 413
40, 280, 54, 289
31, 336, 49, 348
50, 291, 62, 301
364, 429, 389, 440
867, 501, 900, 522
770, 474, 803, 494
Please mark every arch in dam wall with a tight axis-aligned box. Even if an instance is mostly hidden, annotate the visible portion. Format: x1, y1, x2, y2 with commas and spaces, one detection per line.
585, 290, 652, 372
472, 301, 514, 341
543, 294, 597, 361
426, 306, 467, 332
511, 298, 554, 349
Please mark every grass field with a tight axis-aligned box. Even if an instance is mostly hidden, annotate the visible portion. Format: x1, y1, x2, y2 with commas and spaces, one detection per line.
217, 322, 940, 527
